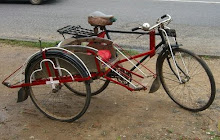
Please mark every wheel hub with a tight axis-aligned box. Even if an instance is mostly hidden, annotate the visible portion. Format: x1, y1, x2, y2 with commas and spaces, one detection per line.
181, 76, 190, 84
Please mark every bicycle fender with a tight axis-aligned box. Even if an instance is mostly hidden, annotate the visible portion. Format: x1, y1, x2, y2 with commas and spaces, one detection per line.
156, 50, 166, 75
17, 87, 28, 103
151, 49, 169, 92
25, 49, 91, 83
149, 76, 161, 93
156, 48, 171, 74
154, 47, 179, 91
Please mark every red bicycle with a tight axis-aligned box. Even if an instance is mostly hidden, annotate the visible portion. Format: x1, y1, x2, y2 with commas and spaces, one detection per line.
3, 12, 216, 122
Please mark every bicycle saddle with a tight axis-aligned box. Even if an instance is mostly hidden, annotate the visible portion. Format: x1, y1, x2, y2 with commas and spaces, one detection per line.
88, 11, 116, 26
89, 11, 114, 18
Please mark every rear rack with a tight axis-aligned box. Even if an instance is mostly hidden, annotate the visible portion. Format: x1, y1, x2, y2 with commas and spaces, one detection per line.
57, 25, 95, 38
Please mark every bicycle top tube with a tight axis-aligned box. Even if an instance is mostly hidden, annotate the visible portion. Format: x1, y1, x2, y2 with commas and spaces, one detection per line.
98, 14, 172, 39
105, 29, 160, 35
100, 26, 160, 40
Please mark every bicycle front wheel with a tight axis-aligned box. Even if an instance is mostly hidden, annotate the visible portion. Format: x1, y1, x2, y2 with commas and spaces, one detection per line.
25, 51, 91, 122
158, 48, 215, 112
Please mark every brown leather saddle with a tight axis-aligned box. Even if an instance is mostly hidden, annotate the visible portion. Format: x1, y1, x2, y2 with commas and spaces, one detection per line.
88, 11, 116, 26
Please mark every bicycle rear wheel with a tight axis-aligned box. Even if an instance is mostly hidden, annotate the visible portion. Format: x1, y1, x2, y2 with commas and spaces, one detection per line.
158, 48, 215, 112
25, 50, 91, 122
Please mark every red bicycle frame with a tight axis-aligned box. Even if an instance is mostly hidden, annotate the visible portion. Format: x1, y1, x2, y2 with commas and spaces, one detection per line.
86, 29, 158, 91
3, 29, 158, 92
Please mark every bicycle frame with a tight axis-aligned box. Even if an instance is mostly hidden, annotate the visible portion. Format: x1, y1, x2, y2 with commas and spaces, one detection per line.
102, 27, 167, 70
82, 28, 169, 91
102, 26, 185, 83
3, 23, 177, 92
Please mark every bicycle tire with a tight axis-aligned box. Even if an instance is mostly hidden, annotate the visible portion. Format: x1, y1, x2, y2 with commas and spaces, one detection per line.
25, 50, 91, 122
158, 48, 215, 112
30, 0, 42, 5
65, 78, 110, 96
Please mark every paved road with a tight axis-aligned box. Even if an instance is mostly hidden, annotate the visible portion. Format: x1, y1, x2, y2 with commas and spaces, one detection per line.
0, 0, 220, 55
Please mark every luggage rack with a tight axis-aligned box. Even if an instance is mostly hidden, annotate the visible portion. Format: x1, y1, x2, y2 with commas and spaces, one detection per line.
57, 25, 96, 38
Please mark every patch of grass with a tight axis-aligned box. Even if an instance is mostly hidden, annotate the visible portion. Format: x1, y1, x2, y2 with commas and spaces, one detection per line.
200, 55, 220, 60
201, 55, 212, 60
166, 129, 173, 134
218, 120, 220, 132
122, 49, 139, 55
0, 38, 59, 48
206, 130, 216, 136
206, 130, 220, 140
143, 134, 152, 139
213, 136, 220, 140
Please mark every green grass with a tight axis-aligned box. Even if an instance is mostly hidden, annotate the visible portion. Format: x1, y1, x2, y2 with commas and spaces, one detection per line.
0, 39, 59, 48
122, 49, 139, 55
0, 39, 141, 56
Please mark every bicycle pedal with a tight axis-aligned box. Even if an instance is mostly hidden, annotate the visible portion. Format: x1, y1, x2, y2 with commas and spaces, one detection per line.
134, 77, 155, 93
133, 87, 146, 91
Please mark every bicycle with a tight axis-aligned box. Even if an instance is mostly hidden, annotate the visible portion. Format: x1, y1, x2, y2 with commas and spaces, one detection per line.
2, 12, 216, 122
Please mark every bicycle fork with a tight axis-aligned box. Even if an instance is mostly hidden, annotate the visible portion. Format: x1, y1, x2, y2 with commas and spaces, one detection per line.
162, 29, 189, 84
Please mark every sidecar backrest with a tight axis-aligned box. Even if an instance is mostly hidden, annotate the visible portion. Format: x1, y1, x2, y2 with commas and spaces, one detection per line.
59, 37, 118, 72
59, 37, 117, 59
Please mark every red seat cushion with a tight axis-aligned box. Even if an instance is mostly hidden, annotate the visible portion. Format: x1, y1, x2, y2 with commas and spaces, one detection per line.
97, 50, 112, 62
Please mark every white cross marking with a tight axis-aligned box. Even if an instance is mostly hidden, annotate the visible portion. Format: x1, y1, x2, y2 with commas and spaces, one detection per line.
46, 77, 60, 89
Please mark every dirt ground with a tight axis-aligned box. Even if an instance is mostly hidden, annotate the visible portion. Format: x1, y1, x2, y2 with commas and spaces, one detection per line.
0, 43, 220, 140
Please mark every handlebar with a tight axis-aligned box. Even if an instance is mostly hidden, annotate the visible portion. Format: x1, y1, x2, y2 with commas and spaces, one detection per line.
132, 14, 172, 32
161, 14, 167, 19
149, 14, 171, 30
131, 27, 141, 32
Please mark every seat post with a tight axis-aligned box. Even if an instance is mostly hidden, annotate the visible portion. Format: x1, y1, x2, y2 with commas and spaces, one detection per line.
93, 26, 111, 40
102, 26, 111, 40
93, 26, 99, 35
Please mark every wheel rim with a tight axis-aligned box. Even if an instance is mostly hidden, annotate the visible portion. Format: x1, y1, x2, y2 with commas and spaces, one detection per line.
160, 49, 214, 111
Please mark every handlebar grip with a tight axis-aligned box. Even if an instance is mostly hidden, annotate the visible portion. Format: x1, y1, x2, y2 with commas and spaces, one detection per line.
132, 27, 140, 31
161, 14, 167, 19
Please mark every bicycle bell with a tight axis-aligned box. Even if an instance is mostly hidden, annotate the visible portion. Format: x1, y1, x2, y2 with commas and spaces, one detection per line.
142, 23, 150, 31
